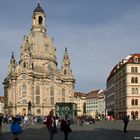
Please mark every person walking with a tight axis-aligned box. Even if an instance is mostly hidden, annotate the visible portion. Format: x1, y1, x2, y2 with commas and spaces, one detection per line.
55, 114, 59, 127
23, 114, 28, 125
123, 112, 129, 133
60, 115, 72, 140
10, 116, 23, 140
45, 110, 57, 140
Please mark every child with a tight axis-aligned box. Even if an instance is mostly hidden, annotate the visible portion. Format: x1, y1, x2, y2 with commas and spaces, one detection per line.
10, 117, 23, 140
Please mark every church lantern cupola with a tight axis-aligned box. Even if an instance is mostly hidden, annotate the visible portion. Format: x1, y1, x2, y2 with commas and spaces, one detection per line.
31, 2, 46, 33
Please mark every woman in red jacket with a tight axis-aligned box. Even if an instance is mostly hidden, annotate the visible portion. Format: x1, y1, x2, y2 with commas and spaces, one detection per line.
46, 110, 57, 140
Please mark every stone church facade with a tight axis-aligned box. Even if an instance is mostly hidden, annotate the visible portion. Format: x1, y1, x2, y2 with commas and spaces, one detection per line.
3, 3, 75, 116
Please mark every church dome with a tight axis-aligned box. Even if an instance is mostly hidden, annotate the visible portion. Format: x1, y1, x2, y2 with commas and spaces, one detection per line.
34, 3, 44, 14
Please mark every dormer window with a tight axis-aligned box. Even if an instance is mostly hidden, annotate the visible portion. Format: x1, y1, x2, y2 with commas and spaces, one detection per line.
134, 56, 139, 63
38, 16, 43, 25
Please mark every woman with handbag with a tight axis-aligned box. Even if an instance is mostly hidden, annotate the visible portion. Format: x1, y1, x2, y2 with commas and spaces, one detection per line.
46, 110, 57, 140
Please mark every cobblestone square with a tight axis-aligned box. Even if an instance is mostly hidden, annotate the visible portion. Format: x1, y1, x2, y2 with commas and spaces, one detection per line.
1, 120, 140, 140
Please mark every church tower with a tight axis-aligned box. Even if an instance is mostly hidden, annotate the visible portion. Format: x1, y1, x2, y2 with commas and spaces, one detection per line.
3, 3, 75, 116
61, 48, 73, 78
8, 52, 17, 74
31, 3, 46, 33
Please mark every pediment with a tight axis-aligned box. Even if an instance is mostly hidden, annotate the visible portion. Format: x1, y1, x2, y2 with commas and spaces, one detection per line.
47, 72, 61, 81
18, 73, 30, 80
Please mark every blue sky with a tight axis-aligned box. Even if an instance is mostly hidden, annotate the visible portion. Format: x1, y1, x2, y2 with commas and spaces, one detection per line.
0, 0, 140, 95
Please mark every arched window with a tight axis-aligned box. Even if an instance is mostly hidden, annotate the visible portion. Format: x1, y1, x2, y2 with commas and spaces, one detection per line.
131, 99, 134, 105
22, 85, 27, 97
22, 84, 27, 103
22, 85, 27, 93
38, 16, 43, 25
36, 85, 40, 104
135, 77, 138, 83
50, 87, 54, 96
131, 111, 134, 119
62, 88, 65, 97
135, 88, 138, 94
131, 88, 134, 94
33, 16, 35, 25
131, 77, 134, 83
135, 99, 138, 105
36, 85, 40, 95
131, 67, 134, 73
50, 87, 54, 105
135, 67, 138, 73
135, 111, 138, 119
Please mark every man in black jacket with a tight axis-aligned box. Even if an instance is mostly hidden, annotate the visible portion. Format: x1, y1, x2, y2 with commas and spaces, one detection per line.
123, 112, 129, 133
60, 115, 72, 140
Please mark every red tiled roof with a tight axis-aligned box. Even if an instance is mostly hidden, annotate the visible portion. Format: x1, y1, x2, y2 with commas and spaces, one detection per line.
74, 92, 86, 98
86, 90, 100, 99
127, 54, 140, 63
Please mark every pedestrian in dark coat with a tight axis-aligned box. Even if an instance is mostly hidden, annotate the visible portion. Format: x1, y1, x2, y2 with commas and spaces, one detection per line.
123, 112, 129, 133
60, 115, 72, 140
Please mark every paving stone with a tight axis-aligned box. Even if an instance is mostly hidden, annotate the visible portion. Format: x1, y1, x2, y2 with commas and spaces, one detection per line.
0, 120, 140, 140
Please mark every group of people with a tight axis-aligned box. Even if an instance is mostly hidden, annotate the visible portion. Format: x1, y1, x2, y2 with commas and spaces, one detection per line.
0, 113, 23, 140
1, 111, 72, 140
0, 111, 130, 140
45, 110, 72, 140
